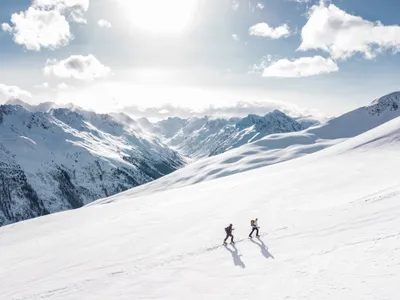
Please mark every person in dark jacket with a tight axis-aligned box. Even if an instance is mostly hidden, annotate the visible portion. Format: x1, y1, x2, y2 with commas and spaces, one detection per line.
223, 224, 234, 244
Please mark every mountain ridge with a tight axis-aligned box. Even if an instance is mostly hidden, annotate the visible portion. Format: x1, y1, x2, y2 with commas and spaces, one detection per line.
155, 109, 313, 158
6, 99, 321, 158
2, 92, 399, 225
107, 91, 400, 198
0, 104, 185, 226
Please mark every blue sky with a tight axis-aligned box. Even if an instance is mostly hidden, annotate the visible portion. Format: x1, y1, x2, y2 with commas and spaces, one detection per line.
0, 0, 400, 119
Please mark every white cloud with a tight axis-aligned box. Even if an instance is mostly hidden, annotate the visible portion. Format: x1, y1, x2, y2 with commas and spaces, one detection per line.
232, 34, 240, 41
98, 19, 112, 28
250, 55, 274, 73
44, 54, 111, 81
68, 10, 87, 24
249, 22, 291, 39
0, 84, 32, 101
261, 56, 339, 78
33, 0, 89, 11
57, 83, 69, 90
299, 3, 400, 60
34, 82, 49, 89
33, 0, 89, 22
53, 80, 328, 121
2, 0, 89, 50
256, 3, 264, 9
1, 23, 12, 33
118, 100, 327, 122
2, 7, 72, 51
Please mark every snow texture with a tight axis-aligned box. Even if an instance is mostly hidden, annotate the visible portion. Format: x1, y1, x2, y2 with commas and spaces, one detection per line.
1, 108, 400, 299
1, 92, 400, 299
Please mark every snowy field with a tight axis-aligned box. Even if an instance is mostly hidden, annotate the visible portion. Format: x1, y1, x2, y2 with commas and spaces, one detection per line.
1, 116, 400, 299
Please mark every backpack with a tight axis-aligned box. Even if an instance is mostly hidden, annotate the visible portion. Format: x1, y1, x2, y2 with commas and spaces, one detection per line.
251, 220, 254, 226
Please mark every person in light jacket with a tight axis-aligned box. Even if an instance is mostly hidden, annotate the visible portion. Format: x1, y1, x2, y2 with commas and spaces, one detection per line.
249, 218, 259, 238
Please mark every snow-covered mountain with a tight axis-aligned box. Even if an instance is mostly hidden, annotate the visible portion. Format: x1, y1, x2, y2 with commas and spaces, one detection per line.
109, 91, 400, 196
0, 100, 320, 225
153, 110, 311, 158
307, 91, 400, 139
153, 116, 189, 138
6, 100, 320, 160
2, 92, 398, 226
0, 104, 185, 226
2, 111, 400, 299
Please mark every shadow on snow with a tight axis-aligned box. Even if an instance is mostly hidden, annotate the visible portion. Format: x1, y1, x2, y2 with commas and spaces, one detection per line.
224, 243, 246, 268
250, 237, 275, 259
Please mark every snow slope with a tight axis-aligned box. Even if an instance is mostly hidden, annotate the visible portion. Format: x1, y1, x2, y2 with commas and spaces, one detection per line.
1, 116, 400, 299
108, 135, 340, 198
0, 104, 184, 226
116, 91, 400, 196
306, 91, 400, 139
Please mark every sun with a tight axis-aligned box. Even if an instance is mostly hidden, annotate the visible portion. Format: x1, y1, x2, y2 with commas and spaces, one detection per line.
122, 0, 199, 34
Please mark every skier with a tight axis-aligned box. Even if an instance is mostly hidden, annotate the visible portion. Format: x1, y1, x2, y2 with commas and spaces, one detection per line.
223, 224, 234, 244
249, 218, 260, 238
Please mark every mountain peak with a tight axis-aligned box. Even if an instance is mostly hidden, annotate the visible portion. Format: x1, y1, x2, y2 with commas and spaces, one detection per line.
265, 109, 286, 116
370, 91, 400, 105
5, 99, 58, 113
5, 98, 27, 106
236, 110, 300, 129
367, 91, 400, 116
0, 102, 32, 118
237, 114, 262, 126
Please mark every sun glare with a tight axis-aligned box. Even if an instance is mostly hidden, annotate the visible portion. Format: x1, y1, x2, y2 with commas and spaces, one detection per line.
123, 0, 199, 34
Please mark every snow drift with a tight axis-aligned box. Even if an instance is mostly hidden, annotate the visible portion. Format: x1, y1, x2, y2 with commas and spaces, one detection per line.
1, 114, 400, 299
